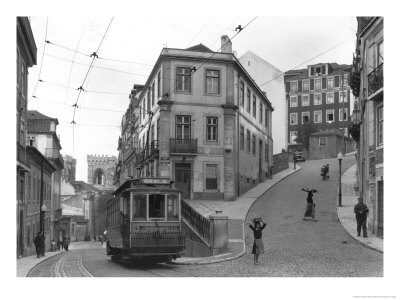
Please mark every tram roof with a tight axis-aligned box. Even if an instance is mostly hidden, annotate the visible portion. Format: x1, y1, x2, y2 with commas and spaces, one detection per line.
113, 178, 179, 196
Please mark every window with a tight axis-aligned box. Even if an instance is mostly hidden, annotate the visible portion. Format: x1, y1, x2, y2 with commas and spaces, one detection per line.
339, 91, 348, 103
315, 79, 321, 90
339, 108, 348, 121
265, 108, 268, 129
290, 113, 298, 125
246, 88, 251, 113
314, 110, 322, 123
157, 71, 161, 98
326, 109, 334, 122
314, 93, 322, 105
176, 67, 191, 92
240, 126, 244, 150
319, 137, 327, 147
315, 66, 322, 76
149, 194, 165, 220
302, 95, 309, 106
327, 77, 334, 89
264, 144, 269, 162
326, 92, 334, 104
290, 82, 298, 93
206, 69, 220, 94
176, 115, 191, 139
205, 164, 218, 190
290, 96, 298, 107
252, 95, 256, 118
378, 106, 383, 145
252, 134, 256, 155
302, 80, 309, 92
240, 82, 244, 107
340, 127, 349, 137
151, 83, 155, 106
368, 44, 375, 74
167, 194, 179, 221
246, 130, 250, 153
157, 118, 160, 142
339, 74, 348, 88
378, 41, 384, 66
260, 103, 263, 124
290, 131, 297, 144
147, 90, 151, 111
206, 117, 218, 141
302, 112, 310, 124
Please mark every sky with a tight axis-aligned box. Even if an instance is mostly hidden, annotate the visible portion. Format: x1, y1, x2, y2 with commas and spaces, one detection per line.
26, 16, 357, 181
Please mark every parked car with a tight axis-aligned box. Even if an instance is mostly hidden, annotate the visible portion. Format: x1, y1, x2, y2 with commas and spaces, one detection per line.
294, 151, 306, 162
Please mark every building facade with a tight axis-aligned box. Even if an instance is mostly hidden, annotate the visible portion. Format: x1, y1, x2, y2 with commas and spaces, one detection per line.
27, 110, 64, 250
284, 63, 353, 156
16, 17, 37, 257
115, 36, 274, 200
62, 155, 77, 184
24, 146, 55, 256
350, 17, 383, 238
239, 51, 286, 153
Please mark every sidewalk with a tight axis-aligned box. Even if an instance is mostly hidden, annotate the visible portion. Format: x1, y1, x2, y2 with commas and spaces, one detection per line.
17, 250, 63, 277
337, 164, 383, 253
173, 163, 302, 265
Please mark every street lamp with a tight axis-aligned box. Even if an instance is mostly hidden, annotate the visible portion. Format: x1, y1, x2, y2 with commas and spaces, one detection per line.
40, 204, 47, 233
337, 152, 343, 207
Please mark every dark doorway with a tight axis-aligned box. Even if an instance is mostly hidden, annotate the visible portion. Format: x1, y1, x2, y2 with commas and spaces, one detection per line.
19, 210, 24, 256
259, 140, 263, 182
377, 181, 383, 237
175, 163, 191, 199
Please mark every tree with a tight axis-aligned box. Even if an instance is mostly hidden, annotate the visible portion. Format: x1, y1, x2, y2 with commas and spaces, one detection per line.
295, 121, 317, 150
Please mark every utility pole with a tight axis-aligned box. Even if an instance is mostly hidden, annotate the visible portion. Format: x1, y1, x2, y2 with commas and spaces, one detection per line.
341, 71, 346, 154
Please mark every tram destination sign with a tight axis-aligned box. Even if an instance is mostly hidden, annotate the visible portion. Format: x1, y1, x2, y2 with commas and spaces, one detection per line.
139, 178, 170, 185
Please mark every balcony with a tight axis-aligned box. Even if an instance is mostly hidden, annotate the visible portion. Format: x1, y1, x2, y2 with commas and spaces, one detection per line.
368, 64, 383, 97
17, 142, 27, 166
170, 138, 197, 154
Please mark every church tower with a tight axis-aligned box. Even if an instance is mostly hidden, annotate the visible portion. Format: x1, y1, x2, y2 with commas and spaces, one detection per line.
87, 154, 117, 190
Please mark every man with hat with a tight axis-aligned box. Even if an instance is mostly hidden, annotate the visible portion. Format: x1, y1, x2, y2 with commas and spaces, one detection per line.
33, 232, 43, 258
354, 197, 369, 237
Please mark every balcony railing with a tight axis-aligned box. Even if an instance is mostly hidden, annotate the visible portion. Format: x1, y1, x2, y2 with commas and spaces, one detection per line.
368, 63, 383, 96
181, 200, 210, 242
147, 140, 159, 158
170, 138, 197, 154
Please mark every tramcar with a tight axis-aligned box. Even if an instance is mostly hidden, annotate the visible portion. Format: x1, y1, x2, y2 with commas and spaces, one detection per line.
105, 177, 185, 263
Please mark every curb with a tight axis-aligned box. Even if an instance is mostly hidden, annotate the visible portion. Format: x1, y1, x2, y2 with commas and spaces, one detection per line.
173, 165, 303, 265
20, 251, 64, 277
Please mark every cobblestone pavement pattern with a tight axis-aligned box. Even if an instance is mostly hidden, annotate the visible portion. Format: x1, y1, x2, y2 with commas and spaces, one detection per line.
28, 157, 383, 277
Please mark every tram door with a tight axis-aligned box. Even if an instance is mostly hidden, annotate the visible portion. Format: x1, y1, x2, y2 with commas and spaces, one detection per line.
122, 196, 131, 248
175, 164, 191, 199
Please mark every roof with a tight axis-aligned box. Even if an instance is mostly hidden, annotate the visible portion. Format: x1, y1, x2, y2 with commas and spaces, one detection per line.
310, 130, 354, 140
284, 63, 352, 81
72, 181, 100, 193
27, 110, 59, 125
185, 43, 213, 52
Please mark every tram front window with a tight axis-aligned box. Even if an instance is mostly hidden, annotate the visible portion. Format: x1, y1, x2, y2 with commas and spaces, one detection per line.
167, 194, 179, 221
132, 194, 146, 221
149, 194, 165, 220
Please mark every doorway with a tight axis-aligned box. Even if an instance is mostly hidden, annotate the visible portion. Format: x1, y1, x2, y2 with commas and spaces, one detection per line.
377, 181, 383, 237
259, 140, 263, 182
175, 163, 191, 199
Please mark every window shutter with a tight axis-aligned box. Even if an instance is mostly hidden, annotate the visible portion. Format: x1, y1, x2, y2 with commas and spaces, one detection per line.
322, 77, 327, 89
334, 76, 340, 87
334, 92, 339, 102
310, 67, 315, 76
310, 93, 314, 105
322, 65, 326, 75
322, 93, 326, 104
310, 79, 314, 90
298, 80, 302, 92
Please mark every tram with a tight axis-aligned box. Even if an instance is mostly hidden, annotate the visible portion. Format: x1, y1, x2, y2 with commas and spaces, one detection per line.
105, 177, 186, 263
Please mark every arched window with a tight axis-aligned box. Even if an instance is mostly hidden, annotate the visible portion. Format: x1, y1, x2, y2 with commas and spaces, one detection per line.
97, 172, 103, 185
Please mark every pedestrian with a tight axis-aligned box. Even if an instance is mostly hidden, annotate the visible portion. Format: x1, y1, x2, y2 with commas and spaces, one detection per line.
325, 164, 330, 180
321, 165, 326, 181
269, 166, 273, 179
33, 232, 42, 258
64, 236, 70, 251
354, 197, 369, 237
100, 235, 104, 246
59, 237, 64, 251
249, 219, 266, 265
302, 188, 318, 221
293, 152, 297, 170
51, 239, 56, 252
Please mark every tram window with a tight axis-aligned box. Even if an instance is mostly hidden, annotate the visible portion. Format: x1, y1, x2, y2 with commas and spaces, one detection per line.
167, 194, 179, 221
132, 194, 147, 221
149, 194, 165, 220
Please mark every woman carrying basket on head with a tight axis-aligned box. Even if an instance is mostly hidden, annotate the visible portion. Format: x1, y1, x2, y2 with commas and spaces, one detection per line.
249, 219, 266, 265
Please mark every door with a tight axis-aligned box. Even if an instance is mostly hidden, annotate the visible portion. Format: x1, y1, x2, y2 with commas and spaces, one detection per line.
259, 140, 263, 182
19, 210, 23, 256
175, 164, 191, 199
377, 181, 383, 237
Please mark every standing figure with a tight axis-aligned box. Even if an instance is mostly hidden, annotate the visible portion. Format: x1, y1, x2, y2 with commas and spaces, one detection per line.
324, 164, 330, 180
59, 237, 64, 251
321, 165, 327, 181
64, 236, 70, 251
293, 152, 297, 170
269, 166, 273, 179
33, 232, 42, 258
51, 239, 56, 251
354, 197, 369, 237
302, 188, 318, 221
249, 219, 266, 265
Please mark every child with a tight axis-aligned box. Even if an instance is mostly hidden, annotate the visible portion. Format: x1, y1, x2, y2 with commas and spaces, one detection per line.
249, 219, 266, 265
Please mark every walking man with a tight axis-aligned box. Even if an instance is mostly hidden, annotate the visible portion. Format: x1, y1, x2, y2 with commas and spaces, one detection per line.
33, 232, 42, 258
354, 197, 369, 237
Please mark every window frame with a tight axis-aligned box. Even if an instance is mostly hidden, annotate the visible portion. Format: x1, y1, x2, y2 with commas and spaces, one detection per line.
240, 125, 244, 150
339, 108, 348, 122
326, 109, 335, 123
252, 95, 257, 118
205, 164, 218, 191
290, 112, 298, 125
319, 137, 327, 147
252, 134, 256, 156
339, 91, 348, 103
301, 94, 309, 106
327, 77, 334, 89
205, 69, 220, 94
301, 111, 310, 124
246, 88, 251, 113
246, 129, 251, 153
302, 80, 309, 92
290, 81, 298, 93
314, 93, 322, 105
176, 67, 192, 92
175, 115, 191, 140
315, 78, 322, 91
290, 96, 298, 107
240, 81, 244, 107
377, 106, 383, 146
206, 116, 218, 142
290, 131, 297, 144
326, 92, 334, 104
314, 110, 322, 123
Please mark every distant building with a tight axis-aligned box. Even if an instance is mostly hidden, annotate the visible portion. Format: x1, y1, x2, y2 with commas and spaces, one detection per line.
309, 130, 356, 160
284, 63, 353, 156
115, 36, 274, 199
239, 51, 286, 153
62, 155, 77, 183
17, 17, 37, 257
350, 17, 383, 238
27, 110, 64, 249
87, 154, 116, 191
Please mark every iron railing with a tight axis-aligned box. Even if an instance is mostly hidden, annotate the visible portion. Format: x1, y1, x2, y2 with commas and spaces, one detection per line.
131, 231, 185, 247
368, 63, 383, 96
181, 200, 210, 242
170, 138, 197, 154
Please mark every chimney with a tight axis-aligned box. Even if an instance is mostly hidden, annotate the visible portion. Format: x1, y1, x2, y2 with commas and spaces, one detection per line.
221, 35, 232, 53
